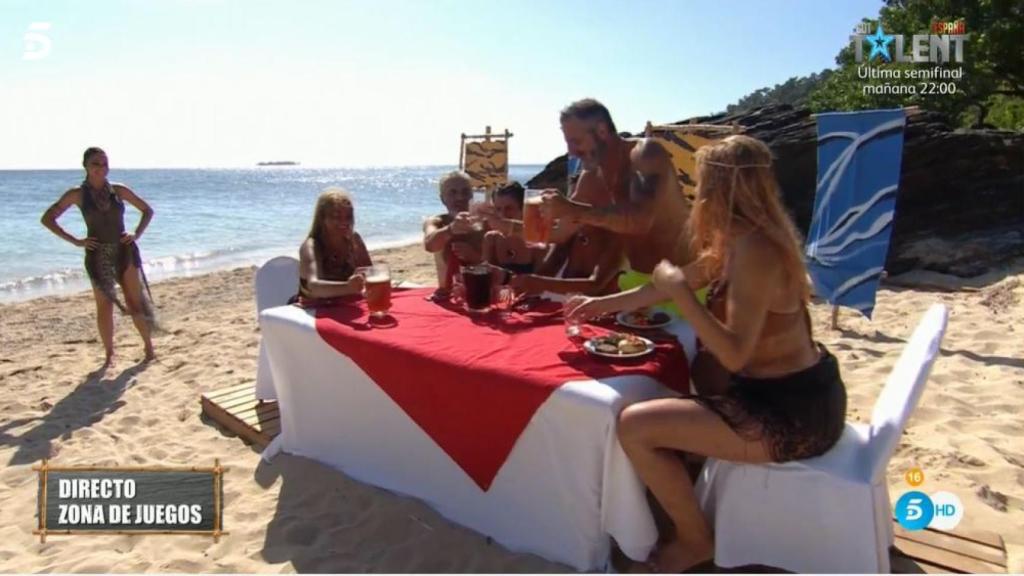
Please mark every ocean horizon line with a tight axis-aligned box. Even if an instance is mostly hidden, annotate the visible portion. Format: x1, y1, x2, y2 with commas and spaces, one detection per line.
0, 162, 551, 172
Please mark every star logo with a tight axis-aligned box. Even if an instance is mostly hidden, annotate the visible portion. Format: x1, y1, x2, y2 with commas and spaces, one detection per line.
865, 24, 894, 62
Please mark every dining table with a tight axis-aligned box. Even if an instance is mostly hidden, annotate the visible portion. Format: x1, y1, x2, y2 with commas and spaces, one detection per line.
256, 287, 697, 571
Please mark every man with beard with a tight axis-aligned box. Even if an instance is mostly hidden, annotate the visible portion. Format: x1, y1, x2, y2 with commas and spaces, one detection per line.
557, 98, 636, 211
477, 99, 630, 295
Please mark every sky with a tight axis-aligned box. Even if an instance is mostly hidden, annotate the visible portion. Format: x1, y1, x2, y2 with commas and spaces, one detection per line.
3, 0, 883, 169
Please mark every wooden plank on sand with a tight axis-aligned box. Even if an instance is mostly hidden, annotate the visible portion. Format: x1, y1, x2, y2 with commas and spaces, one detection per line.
688, 520, 1007, 573
200, 385, 279, 448
202, 382, 251, 401
894, 523, 1006, 567
893, 535, 1006, 573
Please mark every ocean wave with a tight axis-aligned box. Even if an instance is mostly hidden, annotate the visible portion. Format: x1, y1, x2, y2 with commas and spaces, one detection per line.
0, 234, 425, 304
0, 267, 90, 296
2, 166, 543, 304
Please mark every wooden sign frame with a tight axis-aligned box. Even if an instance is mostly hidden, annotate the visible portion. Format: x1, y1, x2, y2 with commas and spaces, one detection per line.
32, 459, 228, 543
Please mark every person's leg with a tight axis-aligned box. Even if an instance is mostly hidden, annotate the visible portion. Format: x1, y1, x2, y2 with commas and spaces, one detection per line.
617, 398, 772, 572
425, 250, 453, 302
92, 286, 115, 365
119, 264, 155, 360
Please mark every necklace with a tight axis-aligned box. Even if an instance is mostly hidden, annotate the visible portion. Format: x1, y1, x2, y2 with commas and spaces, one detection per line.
86, 181, 111, 211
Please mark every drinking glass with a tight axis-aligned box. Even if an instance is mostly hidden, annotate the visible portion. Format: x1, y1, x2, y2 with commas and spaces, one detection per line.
495, 284, 515, 318
468, 190, 488, 232
363, 264, 392, 318
460, 264, 492, 313
522, 188, 550, 245
564, 292, 583, 339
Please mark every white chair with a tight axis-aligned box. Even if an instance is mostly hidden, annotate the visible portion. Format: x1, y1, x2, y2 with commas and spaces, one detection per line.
254, 256, 300, 400
254, 256, 300, 321
694, 303, 949, 573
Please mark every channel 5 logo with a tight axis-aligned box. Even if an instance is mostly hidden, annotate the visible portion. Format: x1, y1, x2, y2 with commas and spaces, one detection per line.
894, 468, 964, 531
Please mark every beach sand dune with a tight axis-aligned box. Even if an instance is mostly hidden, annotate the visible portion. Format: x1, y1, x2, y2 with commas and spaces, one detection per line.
1, 247, 1021, 572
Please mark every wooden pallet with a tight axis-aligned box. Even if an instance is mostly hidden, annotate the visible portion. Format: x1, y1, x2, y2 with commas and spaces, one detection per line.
200, 383, 280, 447
202, 384, 1007, 573
613, 520, 1007, 574
682, 522, 1008, 573
891, 521, 1007, 573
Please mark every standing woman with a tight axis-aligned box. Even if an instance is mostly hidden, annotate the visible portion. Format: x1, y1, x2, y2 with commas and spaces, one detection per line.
41, 147, 156, 364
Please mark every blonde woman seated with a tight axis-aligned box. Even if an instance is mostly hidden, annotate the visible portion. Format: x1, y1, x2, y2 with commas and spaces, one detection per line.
295, 188, 372, 305
566, 135, 846, 572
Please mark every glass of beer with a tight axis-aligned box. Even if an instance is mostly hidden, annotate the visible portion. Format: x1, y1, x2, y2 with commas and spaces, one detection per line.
523, 188, 550, 245
468, 190, 488, 232
363, 264, 392, 318
461, 264, 492, 313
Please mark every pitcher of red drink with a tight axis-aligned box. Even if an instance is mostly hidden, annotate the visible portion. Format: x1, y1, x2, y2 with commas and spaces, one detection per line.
460, 264, 492, 312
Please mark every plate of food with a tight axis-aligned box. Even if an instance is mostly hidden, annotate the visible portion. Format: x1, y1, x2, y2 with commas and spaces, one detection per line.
616, 308, 673, 330
583, 332, 656, 359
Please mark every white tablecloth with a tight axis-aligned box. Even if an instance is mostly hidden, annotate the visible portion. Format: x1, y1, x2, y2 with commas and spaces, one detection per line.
257, 304, 696, 571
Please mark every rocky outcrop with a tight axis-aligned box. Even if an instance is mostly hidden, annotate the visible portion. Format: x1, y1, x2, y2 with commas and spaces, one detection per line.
527, 104, 1023, 277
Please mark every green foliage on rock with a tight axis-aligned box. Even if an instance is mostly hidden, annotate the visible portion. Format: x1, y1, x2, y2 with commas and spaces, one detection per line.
726, 0, 1023, 130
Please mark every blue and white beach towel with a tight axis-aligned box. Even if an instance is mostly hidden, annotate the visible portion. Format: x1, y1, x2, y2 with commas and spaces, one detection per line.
806, 109, 907, 318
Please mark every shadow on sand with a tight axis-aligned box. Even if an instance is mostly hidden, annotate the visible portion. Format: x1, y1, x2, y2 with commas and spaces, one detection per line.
251, 452, 564, 573
2, 361, 149, 466
836, 327, 1023, 370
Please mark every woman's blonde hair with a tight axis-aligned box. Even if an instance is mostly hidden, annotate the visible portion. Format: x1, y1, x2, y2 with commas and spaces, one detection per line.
308, 187, 354, 246
690, 135, 810, 302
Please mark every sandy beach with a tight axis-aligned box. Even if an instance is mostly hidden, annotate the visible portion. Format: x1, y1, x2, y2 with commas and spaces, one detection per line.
0, 244, 1021, 572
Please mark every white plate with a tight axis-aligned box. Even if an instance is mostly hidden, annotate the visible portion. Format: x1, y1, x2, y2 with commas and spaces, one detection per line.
615, 310, 673, 330
583, 336, 656, 359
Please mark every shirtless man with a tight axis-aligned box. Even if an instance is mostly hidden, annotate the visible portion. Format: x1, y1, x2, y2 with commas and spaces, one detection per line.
542, 137, 693, 273
483, 97, 631, 239
480, 191, 623, 296
553, 98, 635, 238
422, 171, 483, 297
479, 99, 630, 295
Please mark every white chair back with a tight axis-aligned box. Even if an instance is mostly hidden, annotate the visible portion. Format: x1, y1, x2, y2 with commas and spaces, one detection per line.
254, 256, 300, 320
865, 303, 949, 482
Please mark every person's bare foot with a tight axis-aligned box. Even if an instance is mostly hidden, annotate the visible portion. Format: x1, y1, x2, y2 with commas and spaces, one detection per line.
89, 354, 113, 379
142, 347, 156, 363
651, 537, 714, 573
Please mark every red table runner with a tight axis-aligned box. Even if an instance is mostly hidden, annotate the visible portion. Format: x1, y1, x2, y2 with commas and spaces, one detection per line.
314, 288, 690, 490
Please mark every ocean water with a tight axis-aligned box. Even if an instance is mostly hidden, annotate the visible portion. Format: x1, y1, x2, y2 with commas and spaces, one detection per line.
0, 165, 543, 303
